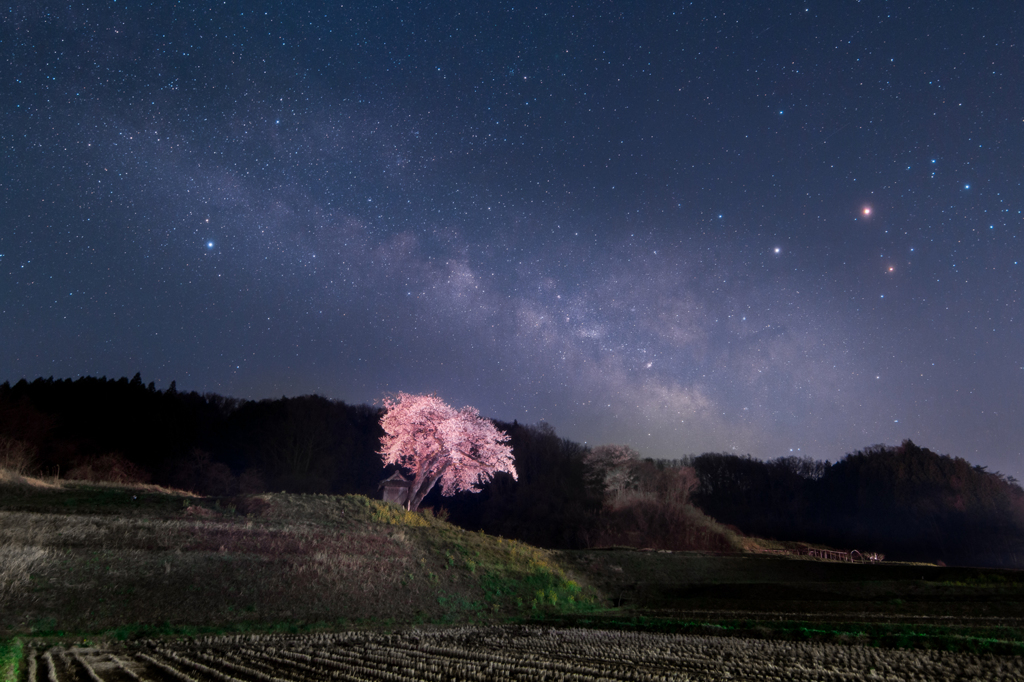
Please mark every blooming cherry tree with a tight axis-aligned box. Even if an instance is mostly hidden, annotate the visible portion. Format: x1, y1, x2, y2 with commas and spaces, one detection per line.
378, 392, 517, 511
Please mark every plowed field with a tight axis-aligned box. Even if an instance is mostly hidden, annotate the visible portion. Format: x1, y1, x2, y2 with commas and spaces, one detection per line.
24, 626, 1023, 682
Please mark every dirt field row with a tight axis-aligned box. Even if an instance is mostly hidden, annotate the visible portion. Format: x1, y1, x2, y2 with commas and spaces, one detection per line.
23, 626, 1023, 682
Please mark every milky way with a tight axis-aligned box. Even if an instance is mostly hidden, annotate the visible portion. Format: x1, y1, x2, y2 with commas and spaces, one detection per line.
2, 2, 1022, 477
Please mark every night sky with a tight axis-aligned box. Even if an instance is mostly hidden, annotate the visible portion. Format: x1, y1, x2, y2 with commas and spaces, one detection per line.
3, 2, 1022, 477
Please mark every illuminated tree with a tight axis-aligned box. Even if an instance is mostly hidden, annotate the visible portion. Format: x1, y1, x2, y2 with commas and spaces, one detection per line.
378, 392, 516, 511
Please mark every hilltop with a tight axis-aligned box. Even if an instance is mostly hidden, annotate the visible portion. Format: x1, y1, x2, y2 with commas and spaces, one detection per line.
0, 472, 593, 639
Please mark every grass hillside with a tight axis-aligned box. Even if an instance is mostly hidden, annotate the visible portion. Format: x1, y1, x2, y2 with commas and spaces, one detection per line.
0, 471, 594, 640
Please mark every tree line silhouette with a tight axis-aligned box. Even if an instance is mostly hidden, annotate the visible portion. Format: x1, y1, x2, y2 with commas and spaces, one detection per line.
691, 445, 1024, 567
2, 375, 1022, 567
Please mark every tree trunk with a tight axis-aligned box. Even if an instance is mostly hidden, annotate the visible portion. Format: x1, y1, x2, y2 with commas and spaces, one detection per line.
407, 463, 448, 511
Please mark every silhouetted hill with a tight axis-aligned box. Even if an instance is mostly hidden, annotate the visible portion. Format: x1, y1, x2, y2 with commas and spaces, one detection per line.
692, 442, 1024, 567
3, 375, 1023, 567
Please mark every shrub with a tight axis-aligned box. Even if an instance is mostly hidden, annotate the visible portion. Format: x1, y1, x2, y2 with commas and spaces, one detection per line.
65, 453, 151, 484
0, 437, 36, 476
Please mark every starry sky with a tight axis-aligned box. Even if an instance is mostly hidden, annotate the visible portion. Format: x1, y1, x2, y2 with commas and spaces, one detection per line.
2, 2, 1022, 477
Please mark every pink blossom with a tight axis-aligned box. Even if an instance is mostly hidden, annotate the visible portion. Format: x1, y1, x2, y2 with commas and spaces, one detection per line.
379, 392, 516, 511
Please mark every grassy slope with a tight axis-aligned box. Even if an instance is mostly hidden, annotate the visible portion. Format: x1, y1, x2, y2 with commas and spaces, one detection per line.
0, 474, 594, 641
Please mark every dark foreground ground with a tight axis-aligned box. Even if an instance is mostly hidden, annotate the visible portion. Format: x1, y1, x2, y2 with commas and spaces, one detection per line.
548, 549, 1024, 655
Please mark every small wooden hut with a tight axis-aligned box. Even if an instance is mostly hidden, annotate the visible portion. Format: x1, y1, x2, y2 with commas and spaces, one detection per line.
379, 470, 412, 507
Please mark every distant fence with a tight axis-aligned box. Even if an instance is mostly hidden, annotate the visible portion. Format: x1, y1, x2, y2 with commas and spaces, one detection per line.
757, 547, 884, 563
